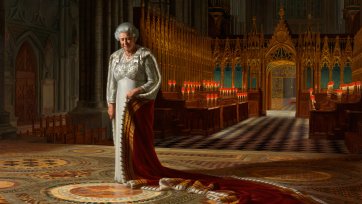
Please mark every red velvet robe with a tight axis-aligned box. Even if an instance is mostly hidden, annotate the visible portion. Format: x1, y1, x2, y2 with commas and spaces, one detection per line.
118, 99, 319, 204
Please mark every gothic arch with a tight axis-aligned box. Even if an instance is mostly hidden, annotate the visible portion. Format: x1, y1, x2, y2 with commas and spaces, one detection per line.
263, 7, 297, 111
14, 31, 44, 122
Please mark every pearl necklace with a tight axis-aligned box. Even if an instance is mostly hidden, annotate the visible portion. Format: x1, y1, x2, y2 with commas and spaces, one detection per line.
124, 52, 133, 59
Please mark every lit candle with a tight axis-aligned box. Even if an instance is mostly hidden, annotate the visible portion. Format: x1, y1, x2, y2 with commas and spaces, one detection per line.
349, 82, 355, 94
168, 80, 172, 91
310, 94, 316, 110
310, 94, 315, 102
355, 81, 361, 93
308, 88, 313, 95
206, 94, 210, 106
335, 89, 343, 100
172, 80, 176, 90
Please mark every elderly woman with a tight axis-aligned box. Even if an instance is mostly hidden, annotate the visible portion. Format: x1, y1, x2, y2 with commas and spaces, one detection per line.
106, 22, 315, 204
106, 22, 161, 183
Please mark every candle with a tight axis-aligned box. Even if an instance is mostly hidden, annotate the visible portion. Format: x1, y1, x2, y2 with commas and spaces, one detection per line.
308, 88, 313, 95
168, 80, 172, 91
206, 94, 210, 106
335, 89, 343, 100
355, 81, 361, 93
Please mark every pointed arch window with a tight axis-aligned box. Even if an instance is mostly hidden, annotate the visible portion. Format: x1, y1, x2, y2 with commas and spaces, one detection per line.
321, 64, 329, 90
344, 63, 352, 84
250, 67, 258, 90
332, 63, 340, 89
305, 64, 312, 89
214, 64, 221, 82
234, 64, 243, 88
224, 63, 232, 88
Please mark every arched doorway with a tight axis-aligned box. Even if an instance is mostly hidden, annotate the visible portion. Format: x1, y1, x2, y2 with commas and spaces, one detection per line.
266, 60, 296, 112
15, 41, 37, 125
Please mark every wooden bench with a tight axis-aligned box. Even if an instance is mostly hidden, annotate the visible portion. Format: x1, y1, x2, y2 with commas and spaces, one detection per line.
344, 111, 362, 153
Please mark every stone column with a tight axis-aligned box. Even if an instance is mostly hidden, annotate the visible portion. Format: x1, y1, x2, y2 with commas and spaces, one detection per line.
70, 0, 125, 138
0, 0, 16, 139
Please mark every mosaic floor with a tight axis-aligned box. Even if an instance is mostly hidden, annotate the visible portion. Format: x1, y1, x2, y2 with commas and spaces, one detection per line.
0, 141, 361, 204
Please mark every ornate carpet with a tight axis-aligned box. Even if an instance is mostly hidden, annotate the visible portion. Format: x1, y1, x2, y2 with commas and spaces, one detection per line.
0, 141, 361, 203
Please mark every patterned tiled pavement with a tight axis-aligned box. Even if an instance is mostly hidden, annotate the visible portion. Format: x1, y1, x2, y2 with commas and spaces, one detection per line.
155, 110, 349, 154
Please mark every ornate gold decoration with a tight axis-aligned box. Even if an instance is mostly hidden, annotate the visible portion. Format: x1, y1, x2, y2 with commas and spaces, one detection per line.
321, 36, 331, 68
139, 4, 358, 113
140, 6, 214, 89
265, 7, 296, 64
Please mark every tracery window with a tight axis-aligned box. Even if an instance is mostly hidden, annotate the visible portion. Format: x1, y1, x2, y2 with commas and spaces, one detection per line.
214, 64, 221, 82
224, 63, 232, 88
332, 63, 341, 89
250, 67, 258, 90
344, 63, 352, 84
271, 48, 292, 61
305, 65, 312, 89
234, 64, 243, 89
321, 64, 329, 90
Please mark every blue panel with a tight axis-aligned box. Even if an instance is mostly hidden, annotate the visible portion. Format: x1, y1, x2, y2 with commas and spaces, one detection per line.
224, 65, 232, 88
251, 77, 257, 89
332, 64, 340, 89
321, 65, 329, 89
234, 65, 243, 88
214, 65, 221, 82
305, 66, 312, 89
344, 64, 352, 84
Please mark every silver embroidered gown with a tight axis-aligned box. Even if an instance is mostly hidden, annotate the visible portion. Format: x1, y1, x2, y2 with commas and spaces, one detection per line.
106, 46, 161, 183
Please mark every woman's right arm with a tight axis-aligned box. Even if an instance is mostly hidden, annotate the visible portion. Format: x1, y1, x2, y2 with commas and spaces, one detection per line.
106, 55, 117, 119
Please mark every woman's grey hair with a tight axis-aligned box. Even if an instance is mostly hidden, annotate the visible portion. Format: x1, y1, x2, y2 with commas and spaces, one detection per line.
114, 22, 139, 41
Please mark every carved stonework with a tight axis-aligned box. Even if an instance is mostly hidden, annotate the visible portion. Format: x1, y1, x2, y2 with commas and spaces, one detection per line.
44, 39, 54, 79
321, 36, 331, 68
265, 7, 296, 63
223, 38, 232, 61
213, 37, 221, 64
6, 0, 59, 30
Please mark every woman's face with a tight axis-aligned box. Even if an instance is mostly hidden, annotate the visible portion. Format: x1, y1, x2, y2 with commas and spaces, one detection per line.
119, 32, 136, 53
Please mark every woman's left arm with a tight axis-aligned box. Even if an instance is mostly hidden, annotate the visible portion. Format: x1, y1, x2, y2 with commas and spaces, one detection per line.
140, 56, 159, 92
137, 54, 161, 100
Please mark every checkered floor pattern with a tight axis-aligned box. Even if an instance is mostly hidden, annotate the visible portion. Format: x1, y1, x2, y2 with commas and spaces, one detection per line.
155, 110, 349, 154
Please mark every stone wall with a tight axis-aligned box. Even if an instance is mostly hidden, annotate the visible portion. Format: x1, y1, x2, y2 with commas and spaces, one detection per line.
4, 0, 79, 125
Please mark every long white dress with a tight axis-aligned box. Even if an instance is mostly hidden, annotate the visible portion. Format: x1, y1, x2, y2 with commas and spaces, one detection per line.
106, 46, 161, 183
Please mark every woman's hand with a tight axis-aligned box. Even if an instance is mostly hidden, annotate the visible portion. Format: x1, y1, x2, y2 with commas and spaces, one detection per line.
126, 87, 143, 100
108, 103, 115, 120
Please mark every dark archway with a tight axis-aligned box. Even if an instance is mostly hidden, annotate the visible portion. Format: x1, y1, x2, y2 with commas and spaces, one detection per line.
15, 41, 37, 124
